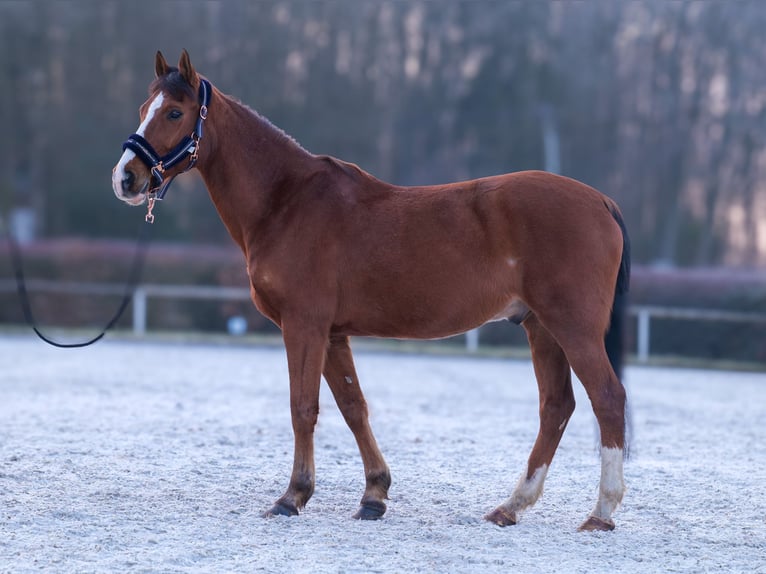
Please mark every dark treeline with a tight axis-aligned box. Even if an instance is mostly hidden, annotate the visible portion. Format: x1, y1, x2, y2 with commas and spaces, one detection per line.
2, 0, 766, 267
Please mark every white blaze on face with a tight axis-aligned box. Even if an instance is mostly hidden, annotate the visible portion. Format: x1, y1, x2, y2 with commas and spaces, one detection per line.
112, 92, 166, 198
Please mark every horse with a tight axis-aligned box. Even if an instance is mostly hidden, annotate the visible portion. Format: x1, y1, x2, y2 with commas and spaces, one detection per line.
112, 50, 630, 532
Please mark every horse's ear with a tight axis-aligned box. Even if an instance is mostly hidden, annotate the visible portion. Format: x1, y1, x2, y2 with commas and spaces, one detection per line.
178, 49, 199, 89
155, 51, 170, 78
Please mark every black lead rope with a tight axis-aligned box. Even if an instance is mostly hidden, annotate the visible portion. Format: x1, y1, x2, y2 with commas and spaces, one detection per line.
5, 220, 153, 348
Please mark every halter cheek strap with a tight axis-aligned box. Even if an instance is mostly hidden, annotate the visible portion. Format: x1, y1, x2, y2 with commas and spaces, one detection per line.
122, 79, 211, 206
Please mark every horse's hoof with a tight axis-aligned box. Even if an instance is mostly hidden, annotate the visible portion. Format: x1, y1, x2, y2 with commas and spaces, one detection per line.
484, 507, 518, 527
578, 516, 615, 532
353, 500, 387, 520
263, 501, 299, 518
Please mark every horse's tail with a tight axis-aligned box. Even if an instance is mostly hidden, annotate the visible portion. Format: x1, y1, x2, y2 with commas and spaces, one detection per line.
604, 200, 630, 381
605, 199, 632, 455
610, 203, 631, 300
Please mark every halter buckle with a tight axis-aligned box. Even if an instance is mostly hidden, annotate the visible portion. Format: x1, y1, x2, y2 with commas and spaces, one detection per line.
189, 133, 200, 164
151, 162, 165, 186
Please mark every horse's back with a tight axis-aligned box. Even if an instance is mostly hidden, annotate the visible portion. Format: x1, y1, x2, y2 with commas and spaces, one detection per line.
377, 169, 623, 274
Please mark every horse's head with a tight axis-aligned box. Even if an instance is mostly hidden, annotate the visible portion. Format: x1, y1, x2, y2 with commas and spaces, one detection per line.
112, 50, 208, 206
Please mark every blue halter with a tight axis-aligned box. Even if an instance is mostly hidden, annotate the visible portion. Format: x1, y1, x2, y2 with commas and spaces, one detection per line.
122, 78, 211, 202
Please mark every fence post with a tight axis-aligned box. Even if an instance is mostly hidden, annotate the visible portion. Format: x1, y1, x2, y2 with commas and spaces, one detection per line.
466, 328, 479, 352
132, 287, 147, 336
637, 308, 650, 363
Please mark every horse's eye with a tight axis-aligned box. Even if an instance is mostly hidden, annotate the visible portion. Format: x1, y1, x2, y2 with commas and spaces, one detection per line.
168, 109, 183, 120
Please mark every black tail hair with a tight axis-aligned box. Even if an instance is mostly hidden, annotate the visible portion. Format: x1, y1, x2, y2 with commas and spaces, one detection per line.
605, 204, 631, 380
605, 203, 633, 456
613, 209, 631, 298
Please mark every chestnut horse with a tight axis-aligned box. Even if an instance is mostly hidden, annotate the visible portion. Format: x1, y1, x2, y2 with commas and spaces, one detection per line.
113, 51, 630, 532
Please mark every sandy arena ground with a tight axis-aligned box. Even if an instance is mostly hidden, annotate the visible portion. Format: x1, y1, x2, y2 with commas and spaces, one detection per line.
1, 335, 764, 573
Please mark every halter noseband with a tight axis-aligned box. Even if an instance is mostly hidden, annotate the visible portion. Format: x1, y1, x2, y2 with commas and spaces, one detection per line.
122, 79, 211, 217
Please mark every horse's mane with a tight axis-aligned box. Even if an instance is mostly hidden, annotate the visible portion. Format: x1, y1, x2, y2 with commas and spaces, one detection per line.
228, 94, 310, 155
150, 69, 309, 158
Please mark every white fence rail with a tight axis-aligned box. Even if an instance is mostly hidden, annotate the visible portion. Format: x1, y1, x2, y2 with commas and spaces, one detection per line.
2, 279, 766, 362
628, 305, 766, 362
0, 279, 250, 338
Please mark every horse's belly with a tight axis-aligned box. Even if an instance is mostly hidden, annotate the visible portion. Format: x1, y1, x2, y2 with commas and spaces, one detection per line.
336, 291, 529, 340
337, 250, 525, 339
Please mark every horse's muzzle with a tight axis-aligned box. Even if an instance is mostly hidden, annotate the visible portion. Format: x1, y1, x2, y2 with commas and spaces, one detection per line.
112, 164, 148, 205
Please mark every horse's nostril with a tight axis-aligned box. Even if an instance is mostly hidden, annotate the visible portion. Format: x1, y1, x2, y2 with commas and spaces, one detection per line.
122, 170, 136, 193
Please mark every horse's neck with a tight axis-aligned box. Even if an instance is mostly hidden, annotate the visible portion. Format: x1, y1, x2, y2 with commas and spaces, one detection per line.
197, 90, 315, 251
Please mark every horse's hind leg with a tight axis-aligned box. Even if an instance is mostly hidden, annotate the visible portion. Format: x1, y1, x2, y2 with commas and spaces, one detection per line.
323, 335, 391, 520
557, 330, 626, 532
485, 314, 575, 526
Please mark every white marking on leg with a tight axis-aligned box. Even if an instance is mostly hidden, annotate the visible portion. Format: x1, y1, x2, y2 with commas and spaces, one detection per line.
502, 464, 548, 513
112, 92, 165, 198
344, 376, 354, 385
558, 417, 569, 431
591, 446, 624, 520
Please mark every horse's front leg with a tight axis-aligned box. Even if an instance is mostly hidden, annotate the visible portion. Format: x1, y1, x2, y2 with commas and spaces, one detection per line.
323, 335, 391, 520
264, 323, 329, 517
